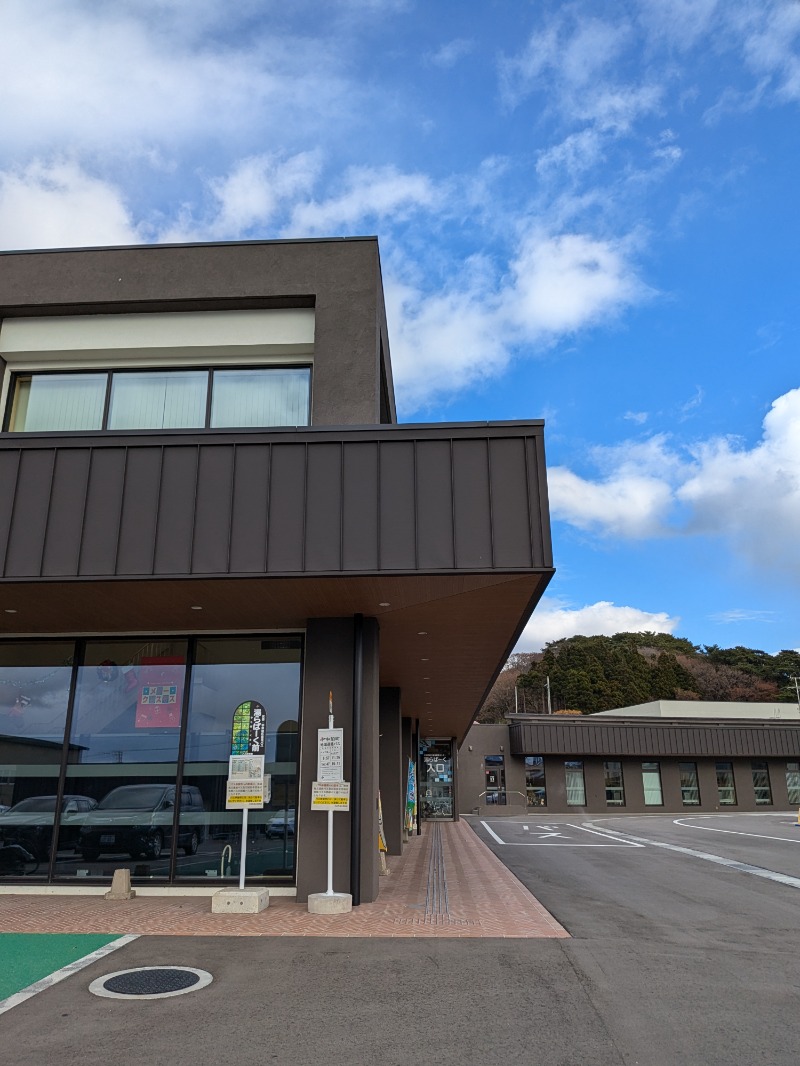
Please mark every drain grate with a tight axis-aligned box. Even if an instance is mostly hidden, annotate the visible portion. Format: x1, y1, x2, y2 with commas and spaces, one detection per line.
89, 966, 212, 1001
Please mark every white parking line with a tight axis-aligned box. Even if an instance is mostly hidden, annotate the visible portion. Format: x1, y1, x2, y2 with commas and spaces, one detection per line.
673, 818, 800, 845
479, 821, 643, 847
583, 822, 800, 890
0, 935, 138, 1016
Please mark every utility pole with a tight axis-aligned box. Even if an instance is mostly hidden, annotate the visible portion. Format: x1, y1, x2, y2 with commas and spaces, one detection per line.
791, 676, 800, 712
545, 675, 552, 715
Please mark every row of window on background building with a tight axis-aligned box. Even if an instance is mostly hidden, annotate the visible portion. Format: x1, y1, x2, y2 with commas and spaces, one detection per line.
522, 757, 800, 808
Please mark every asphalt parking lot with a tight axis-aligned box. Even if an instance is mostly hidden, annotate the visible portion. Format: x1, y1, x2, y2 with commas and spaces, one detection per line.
1, 813, 799, 1066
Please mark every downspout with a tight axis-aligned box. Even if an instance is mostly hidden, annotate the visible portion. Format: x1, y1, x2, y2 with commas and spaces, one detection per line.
350, 613, 364, 905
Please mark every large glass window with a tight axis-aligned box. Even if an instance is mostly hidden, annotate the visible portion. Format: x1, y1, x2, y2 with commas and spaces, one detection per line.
715, 762, 737, 806
0, 642, 74, 880
7, 367, 311, 432
211, 368, 310, 428
9, 373, 106, 432
679, 762, 700, 806
751, 761, 772, 805
604, 761, 625, 806
59, 639, 187, 881
179, 636, 302, 882
525, 756, 547, 807
642, 762, 663, 806
787, 762, 800, 805
108, 370, 207, 430
565, 760, 586, 806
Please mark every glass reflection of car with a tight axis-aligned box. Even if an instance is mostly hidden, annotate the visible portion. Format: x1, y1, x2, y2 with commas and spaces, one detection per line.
265, 809, 295, 838
78, 784, 205, 861
0, 795, 98, 861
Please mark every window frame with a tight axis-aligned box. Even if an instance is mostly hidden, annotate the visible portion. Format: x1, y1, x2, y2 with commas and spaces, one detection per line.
3, 363, 313, 434
603, 760, 625, 807
641, 761, 663, 806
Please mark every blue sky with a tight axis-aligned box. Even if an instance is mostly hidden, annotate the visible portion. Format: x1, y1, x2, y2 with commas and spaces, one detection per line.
1, 0, 799, 661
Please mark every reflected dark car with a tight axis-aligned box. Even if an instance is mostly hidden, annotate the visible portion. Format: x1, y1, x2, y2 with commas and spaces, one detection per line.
0, 795, 98, 861
78, 784, 205, 861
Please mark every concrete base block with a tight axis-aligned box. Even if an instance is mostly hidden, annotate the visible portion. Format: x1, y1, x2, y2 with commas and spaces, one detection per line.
211, 888, 269, 914
104, 868, 136, 900
307, 892, 352, 914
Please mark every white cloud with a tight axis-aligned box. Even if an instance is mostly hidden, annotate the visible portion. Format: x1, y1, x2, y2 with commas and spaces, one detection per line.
515, 597, 678, 652
388, 228, 650, 413
287, 166, 441, 237
548, 465, 675, 538
0, 1, 354, 157
0, 160, 139, 249
506, 231, 650, 334
709, 608, 775, 624
551, 387, 800, 581
160, 152, 321, 243
427, 38, 474, 69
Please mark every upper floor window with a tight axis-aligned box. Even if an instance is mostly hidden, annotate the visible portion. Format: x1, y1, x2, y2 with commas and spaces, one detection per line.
6, 367, 311, 433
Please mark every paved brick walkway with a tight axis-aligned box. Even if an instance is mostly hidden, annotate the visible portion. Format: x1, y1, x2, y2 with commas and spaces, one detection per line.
0, 820, 568, 939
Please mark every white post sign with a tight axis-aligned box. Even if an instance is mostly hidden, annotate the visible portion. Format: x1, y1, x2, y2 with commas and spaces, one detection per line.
226, 754, 266, 809
317, 727, 344, 782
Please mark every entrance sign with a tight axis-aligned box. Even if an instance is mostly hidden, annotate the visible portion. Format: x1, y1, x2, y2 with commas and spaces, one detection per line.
231, 700, 266, 756
226, 700, 267, 890
317, 727, 344, 782
311, 781, 350, 810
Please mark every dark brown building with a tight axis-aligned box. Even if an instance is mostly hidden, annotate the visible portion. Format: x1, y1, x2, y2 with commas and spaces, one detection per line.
0, 237, 554, 898
459, 716, 800, 815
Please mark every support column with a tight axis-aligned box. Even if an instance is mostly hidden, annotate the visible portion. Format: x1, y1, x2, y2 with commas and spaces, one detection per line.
379, 688, 403, 855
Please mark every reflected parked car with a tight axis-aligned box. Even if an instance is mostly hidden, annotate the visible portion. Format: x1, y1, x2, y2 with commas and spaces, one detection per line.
78, 784, 205, 861
0, 795, 98, 861
264, 809, 295, 838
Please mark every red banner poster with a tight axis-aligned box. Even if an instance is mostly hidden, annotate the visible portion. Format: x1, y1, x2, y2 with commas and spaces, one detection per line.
134, 657, 185, 729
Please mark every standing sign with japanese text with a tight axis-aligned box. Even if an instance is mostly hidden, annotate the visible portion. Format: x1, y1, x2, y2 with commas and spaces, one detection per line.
230, 700, 266, 756
317, 727, 344, 782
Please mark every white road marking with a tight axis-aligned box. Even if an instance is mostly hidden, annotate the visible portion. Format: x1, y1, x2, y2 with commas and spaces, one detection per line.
673, 818, 800, 845
523, 825, 529, 831
480, 821, 507, 844
567, 824, 645, 846
479, 821, 642, 847
583, 822, 800, 890
0, 935, 139, 1016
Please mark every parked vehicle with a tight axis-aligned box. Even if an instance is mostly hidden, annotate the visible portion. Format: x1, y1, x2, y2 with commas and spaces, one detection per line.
78, 784, 205, 861
264, 809, 295, 838
0, 794, 98, 861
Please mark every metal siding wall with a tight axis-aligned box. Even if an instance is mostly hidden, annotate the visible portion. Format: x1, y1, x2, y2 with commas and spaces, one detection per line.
192, 446, 234, 573
5, 449, 55, 576
342, 442, 379, 572
78, 448, 126, 575
378, 441, 416, 570
415, 440, 454, 569
452, 439, 492, 569
228, 444, 270, 574
489, 438, 533, 568
41, 448, 90, 576
154, 446, 198, 575
0, 450, 20, 569
266, 444, 306, 573
0, 424, 551, 579
304, 442, 343, 572
116, 447, 162, 575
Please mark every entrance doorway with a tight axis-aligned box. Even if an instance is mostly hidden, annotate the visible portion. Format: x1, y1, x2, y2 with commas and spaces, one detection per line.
420, 738, 454, 819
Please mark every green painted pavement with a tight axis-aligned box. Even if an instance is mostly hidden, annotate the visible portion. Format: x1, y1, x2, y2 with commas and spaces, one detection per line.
0, 933, 119, 1000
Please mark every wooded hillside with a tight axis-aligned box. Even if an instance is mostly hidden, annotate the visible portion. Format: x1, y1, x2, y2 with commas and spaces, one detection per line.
478, 633, 800, 721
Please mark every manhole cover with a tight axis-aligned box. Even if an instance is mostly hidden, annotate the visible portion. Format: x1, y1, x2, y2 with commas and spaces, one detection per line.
89, 966, 213, 1000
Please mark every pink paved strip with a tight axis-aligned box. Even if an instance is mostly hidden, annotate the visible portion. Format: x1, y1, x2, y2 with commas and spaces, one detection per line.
0, 821, 568, 939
